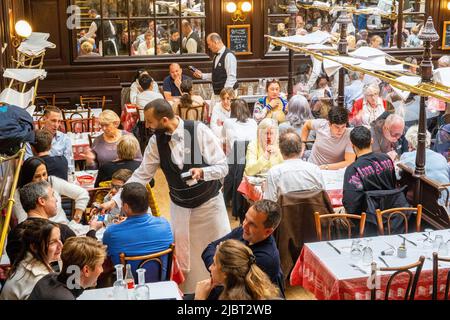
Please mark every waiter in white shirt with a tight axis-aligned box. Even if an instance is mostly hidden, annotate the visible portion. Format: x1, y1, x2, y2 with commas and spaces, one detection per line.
192, 33, 238, 116
101, 99, 231, 293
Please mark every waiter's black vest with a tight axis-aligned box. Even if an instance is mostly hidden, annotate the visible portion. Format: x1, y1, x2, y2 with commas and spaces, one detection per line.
181, 31, 203, 53
156, 120, 222, 209
93, 18, 115, 40
212, 48, 239, 95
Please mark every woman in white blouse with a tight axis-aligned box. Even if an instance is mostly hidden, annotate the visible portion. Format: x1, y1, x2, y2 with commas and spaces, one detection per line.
222, 98, 258, 155
210, 88, 236, 143
13, 157, 89, 226
0, 219, 62, 300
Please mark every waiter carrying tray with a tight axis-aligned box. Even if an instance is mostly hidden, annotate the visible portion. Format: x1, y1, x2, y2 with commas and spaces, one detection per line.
101, 99, 231, 293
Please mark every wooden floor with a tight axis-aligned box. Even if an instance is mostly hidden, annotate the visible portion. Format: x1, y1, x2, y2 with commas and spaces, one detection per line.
152, 169, 315, 300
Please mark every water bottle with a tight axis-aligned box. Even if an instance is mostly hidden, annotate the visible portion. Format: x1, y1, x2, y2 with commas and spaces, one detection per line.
134, 268, 150, 300
113, 264, 128, 300
125, 264, 135, 289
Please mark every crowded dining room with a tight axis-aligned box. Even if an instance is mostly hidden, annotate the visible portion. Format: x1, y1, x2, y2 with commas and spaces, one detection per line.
2, 0, 450, 305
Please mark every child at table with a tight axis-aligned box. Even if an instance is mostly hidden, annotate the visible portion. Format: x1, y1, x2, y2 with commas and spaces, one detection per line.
93, 169, 132, 224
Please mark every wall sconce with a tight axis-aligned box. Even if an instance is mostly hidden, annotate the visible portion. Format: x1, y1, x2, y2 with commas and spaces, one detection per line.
447, 2, 450, 10
226, 1, 252, 23
12, 20, 32, 48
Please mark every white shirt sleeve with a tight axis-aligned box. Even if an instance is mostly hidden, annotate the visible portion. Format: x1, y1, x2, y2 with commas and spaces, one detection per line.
113, 135, 160, 208
224, 52, 238, 88
51, 176, 90, 211
263, 169, 278, 202
186, 38, 198, 54
196, 123, 228, 181
80, 21, 97, 42
202, 73, 212, 81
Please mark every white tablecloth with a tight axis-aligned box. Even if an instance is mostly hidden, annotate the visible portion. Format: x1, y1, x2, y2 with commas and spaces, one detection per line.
321, 169, 345, 191
77, 280, 182, 300
305, 229, 450, 281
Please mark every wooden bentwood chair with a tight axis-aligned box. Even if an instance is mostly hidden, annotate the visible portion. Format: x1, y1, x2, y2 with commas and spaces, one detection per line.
370, 256, 425, 300
314, 212, 366, 241
375, 204, 422, 235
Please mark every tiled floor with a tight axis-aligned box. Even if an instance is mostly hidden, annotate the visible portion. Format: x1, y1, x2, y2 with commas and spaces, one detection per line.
152, 169, 315, 300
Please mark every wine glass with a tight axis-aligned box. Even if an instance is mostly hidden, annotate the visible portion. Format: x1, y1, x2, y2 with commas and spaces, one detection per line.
438, 240, 449, 257
422, 228, 434, 251
350, 239, 362, 261
362, 239, 373, 266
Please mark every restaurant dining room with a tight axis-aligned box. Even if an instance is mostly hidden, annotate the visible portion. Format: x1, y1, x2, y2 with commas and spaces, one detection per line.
1, 0, 450, 309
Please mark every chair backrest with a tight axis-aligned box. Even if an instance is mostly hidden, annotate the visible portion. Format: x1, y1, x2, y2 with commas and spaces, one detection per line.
364, 186, 410, 233
274, 189, 334, 280
375, 204, 422, 235
228, 140, 251, 223
177, 103, 205, 121
119, 244, 174, 283
80, 95, 106, 110
314, 212, 366, 241
432, 252, 450, 300
370, 256, 425, 300
34, 94, 56, 110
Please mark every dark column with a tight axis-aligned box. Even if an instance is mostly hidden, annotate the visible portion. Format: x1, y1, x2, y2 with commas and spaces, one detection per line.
287, 1, 298, 100
414, 17, 439, 204
337, 11, 351, 109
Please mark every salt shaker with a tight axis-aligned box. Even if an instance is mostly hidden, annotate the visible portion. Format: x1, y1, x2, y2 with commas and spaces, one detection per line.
397, 238, 407, 258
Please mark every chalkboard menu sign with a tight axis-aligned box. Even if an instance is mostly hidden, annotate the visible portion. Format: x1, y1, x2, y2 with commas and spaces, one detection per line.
443, 21, 450, 50
227, 24, 252, 55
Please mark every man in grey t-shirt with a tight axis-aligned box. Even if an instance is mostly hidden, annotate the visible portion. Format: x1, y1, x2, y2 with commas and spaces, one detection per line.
300, 107, 356, 170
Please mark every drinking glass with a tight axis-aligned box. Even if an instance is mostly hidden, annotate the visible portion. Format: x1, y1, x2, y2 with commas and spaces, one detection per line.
422, 228, 434, 251
362, 243, 373, 266
434, 235, 444, 251
438, 240, 449, 257
350, 240, 362, 261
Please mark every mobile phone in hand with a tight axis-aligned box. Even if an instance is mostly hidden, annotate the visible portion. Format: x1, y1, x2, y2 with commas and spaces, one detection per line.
188, 65, 198, 73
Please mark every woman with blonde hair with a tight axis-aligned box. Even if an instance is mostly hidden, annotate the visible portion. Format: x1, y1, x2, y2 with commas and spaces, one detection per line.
82, 110, 142, 168
194, 239, 280, 300
244, 118, 283, 176
94, 134, 142, 187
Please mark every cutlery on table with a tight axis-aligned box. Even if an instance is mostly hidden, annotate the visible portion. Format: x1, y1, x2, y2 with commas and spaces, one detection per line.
397, 234, 417, 246
383, 240, 396, 250
349, 264, 367, 274
327, 241, 341, 255
378, 256, 390, 268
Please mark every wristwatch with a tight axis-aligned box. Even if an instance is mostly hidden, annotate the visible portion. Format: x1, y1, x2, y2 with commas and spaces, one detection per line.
325, 165, 329, 170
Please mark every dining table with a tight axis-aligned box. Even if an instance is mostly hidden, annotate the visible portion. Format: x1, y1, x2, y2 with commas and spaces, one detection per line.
290, 229, 450, 300
77, 280, 182, 300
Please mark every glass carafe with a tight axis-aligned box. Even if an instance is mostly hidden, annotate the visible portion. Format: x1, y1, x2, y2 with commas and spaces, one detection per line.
134, 268, 150, 300
113, 264, 128, 300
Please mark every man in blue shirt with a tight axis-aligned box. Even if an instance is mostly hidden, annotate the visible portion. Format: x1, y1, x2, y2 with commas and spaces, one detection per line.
163, 63, 191, 102
103, 182, 174, 273
26, 106, 74, 173
201, 200, 284, 297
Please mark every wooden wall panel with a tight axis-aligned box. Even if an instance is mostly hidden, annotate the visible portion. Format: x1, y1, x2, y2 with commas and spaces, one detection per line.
25, 0, 69, 65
